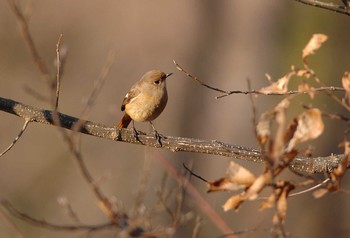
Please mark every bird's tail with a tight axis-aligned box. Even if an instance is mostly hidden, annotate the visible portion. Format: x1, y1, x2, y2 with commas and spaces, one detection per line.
117, 114, 132, 128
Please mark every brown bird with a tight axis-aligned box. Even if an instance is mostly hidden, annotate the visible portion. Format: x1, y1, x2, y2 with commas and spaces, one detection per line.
117, 70, 172, 137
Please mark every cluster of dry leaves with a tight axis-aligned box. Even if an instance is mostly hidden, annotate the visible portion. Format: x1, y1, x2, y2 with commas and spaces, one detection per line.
207, 34, 350, 228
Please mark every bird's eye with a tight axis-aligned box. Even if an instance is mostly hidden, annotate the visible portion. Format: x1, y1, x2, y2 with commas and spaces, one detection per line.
154, 80, 161, 85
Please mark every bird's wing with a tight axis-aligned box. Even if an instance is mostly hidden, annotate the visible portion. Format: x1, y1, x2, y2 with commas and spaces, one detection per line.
121, 86, 141, 111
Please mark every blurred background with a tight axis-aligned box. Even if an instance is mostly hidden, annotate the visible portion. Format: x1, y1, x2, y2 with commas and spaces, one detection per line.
0, 0, 349, 237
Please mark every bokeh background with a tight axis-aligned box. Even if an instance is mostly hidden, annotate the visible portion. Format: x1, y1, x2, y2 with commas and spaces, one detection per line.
0, 0, 349, 237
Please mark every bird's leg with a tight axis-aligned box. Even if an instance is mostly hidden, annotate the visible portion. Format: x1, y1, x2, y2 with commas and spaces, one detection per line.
150, 121, 162, 146
131, 120, 141, 141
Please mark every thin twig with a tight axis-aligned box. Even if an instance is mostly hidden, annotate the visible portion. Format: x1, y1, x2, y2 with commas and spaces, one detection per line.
57, 196, 82, 224
216, 86, 344, 99
23, 86, 49, 102
173, 60, 344, 99
72, 49, 116, 133
191, 215, 202, 238
183, 163, 209, 183
2, 200, 113, 231
288, 178, 330, 197
0, 120, 30, 157
54, 34, 63, 110
173, 60, 229, 94
9, 2, 123, 227
156, 153, 237, 238
0, 205, 25, 238
7, 0, 50, 80
293, 0, 350, 16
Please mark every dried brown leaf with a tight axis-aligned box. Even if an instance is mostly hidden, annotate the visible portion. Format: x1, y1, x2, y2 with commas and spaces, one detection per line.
256, 98, 291, 147
298, 82, 315, 99
286, 108, 324, 151
259, 193, 275, 211
329, 153, 349, 191
259, 75, 290, 94
275, 98, 291, 113
302, 34, 328, 59
342, 71, 350, 104
208, 178, 236, 193
274, 183, 293, 224
256, 112, 272, 146
208, 162, 256, 192
226, 161, 256, 187
313, 188, 328, 198
295, 68, 312, 78
246, 171, 272, 201
222, 171, 272, 212
223, 194, 245, 212
344, 140, 350, 156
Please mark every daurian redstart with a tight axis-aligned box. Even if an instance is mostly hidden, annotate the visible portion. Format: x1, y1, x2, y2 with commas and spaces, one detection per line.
117, 70, 172, 132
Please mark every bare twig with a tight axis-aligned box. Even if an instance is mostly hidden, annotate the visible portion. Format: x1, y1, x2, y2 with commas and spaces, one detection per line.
52, 37, 123, 229
57, 196, 81, 224
62, 132, 126, 227
54, 34, 63, 110
156, 154, 237, 238
2, 200, 113, 231
293, 0, 350, 16
183, 163, 209, 183
173, 60, 229, 94
216, 86, 344, 99
192, 215, 202, 238
72, 49, 116, 133
288, 178, 330, 197
173, 60, 344, 99
0, 205, 25, 238
0, 120, 30, 157
9, 4, 123, 226
7, 0, 50, 80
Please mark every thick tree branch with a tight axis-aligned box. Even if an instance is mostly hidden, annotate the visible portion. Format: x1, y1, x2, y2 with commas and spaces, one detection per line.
0, 96, 345, 174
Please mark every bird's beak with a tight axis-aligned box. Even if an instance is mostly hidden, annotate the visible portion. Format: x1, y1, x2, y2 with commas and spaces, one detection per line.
166, 73, 173, 78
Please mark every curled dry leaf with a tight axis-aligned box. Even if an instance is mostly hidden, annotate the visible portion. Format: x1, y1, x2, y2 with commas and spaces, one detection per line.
313, 188, 328, 199
286, 108, 324, 152
256, 112, 272, 146
298, 82, 315, 99
275, 97, 291, 112
342, 71, 350, 104
329, 153, 349, 191
208, 161, 256, 192
223, 194, 245, 212
344, 140, 350, 156
273, 181, 294, 225
259, 192, 276, 211
259, 74, 291, 94
294, 67, 313, 78
226, 161, 256, 187
245, 170, 273, 201
260, 181, 294, 224
302, 34, 328, 59
256, 98, 290, 147
222, 171, 272, 212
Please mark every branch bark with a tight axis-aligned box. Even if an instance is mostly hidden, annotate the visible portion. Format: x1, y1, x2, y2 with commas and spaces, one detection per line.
0, 96, 345, 174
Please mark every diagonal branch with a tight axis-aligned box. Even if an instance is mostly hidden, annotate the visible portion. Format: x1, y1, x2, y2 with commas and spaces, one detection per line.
0, 120, 29, 157
2, 200, 113, 231
293, 0, 350, 16
174, 60, 345, 99
0, 96, 345, 174
7, 0, 50, 79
